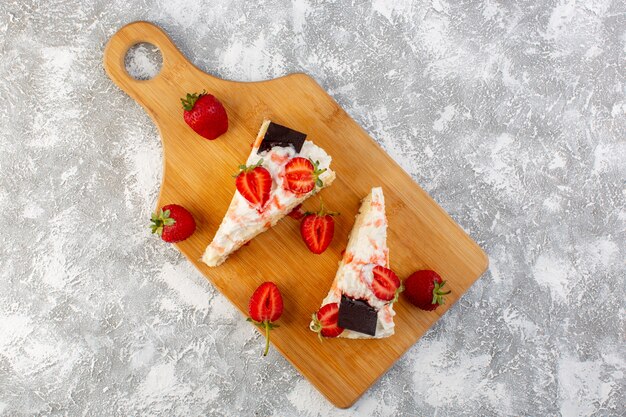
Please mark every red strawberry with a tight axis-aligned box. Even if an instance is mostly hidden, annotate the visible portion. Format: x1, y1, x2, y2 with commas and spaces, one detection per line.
404, 270, 451, 311
181, 91, 228, 140
310, 303, 344, 339
150, 204, 196, 243
283, 157, 326, 195
247, 282, 283, 356
288, 204, 305, 220
300, 201, 336, 254
235, 160, 272, 210
369, 265, 403, 302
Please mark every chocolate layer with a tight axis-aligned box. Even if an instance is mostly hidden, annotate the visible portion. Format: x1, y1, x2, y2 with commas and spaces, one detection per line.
338, 295, 378, 336
258, 122, 307, 153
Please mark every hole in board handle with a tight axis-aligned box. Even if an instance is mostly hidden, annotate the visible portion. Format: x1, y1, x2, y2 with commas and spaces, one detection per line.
124, 42, 163, 81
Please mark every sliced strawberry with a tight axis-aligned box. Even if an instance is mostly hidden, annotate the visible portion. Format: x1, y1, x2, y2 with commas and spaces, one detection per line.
310, 303, 344, 339
248, 282, 283, 322
300, 213, 335, 254
288, 204, 305, 220
235, 160, 272, 210
369, 265, 402, 302
247, 282, 283, 356
284, 157, 326, 195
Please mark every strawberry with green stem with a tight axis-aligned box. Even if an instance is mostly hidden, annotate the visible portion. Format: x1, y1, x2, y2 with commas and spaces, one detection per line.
310, 303, 344, 339
181, 91, 228, 140
300, 198, 337, 254
284, 157, 327, 195
403, 270, 451, 311
369, 265, 403, 302
235, 159, 272, 210
247, 282, 284, 356
150, 204, 196, 243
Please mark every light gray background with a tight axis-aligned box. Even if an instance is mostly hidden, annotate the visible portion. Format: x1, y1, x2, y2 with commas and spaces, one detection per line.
1, 0, 624, 416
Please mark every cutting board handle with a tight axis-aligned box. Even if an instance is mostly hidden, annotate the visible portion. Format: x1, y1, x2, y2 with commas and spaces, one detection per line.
103, 21, 200, 108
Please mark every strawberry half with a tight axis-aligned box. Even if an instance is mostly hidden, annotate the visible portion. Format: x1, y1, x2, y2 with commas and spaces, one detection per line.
403, 270, 451, 311
235, 160, 272, 210
283, 157, 326, 195
300, 201, 336, 254
181, 91, 228, 140
247, 282, 284, 356
310, 303, 344, 339
369, 265, 403, 302
150, 204, 196, 243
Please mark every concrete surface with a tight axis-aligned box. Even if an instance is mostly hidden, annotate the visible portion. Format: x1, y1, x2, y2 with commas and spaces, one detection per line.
0, 0, 624, 415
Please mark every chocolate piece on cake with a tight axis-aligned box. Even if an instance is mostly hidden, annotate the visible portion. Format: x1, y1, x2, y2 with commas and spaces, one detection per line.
258, 122, 306, 153
338, 295, 378, 336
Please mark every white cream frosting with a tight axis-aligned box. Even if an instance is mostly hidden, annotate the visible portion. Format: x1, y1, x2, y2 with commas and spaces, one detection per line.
202, 121, 335, 267
312, 187, 396, 339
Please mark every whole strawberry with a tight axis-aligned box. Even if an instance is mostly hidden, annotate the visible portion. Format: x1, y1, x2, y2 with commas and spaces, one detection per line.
150, 204, 196, 243
310, 303, 344, 340
300, 200, 337, 254
404, 270, 451, 311
247, 282, 283, 356
181, 91, 228, 140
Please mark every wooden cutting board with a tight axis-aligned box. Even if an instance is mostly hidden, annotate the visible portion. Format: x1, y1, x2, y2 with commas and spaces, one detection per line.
104, 21, 488, 408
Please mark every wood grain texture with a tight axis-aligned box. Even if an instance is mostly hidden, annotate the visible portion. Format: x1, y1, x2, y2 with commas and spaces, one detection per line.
103, 21, 488, 408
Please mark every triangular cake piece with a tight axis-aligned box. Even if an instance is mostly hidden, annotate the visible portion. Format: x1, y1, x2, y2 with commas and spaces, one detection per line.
311, 187, 397, 339
202, 120, 336, 267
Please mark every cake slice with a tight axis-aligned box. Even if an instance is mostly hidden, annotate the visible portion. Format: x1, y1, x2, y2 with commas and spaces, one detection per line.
310, 187, 401, 339
202, 120, 336, 267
